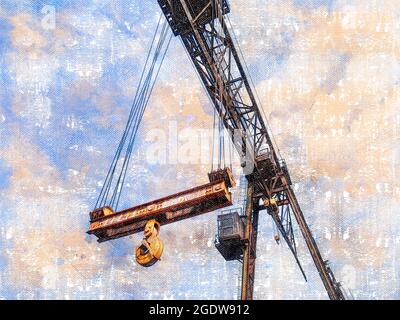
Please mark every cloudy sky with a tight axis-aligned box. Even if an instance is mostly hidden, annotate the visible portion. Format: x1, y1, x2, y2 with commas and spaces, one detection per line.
0, 0, 400, 299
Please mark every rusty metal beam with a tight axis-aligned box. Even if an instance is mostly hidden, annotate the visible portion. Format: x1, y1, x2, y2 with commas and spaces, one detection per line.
88, 179, 232, 242
241, 183, 259, 300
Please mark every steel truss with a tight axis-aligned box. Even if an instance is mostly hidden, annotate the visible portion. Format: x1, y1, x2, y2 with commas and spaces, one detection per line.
157, 0, 345, 300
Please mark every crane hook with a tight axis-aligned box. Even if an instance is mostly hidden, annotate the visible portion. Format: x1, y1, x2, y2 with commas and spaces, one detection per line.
135, 219, 164, 267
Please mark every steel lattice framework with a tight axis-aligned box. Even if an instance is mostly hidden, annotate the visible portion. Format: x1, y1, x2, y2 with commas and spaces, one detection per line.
157, 0, 345, 300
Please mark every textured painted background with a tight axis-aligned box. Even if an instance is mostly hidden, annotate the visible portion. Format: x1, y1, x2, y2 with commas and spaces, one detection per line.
0, 0, 400, 300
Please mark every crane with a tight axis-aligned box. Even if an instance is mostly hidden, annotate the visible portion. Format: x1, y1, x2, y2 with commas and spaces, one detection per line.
88, 0, 346, 300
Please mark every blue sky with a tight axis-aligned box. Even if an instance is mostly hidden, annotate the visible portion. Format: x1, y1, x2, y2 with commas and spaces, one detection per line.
0, 0, 400, 299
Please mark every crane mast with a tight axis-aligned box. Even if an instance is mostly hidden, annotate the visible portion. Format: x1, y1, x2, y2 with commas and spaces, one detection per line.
157, 0, 345, 300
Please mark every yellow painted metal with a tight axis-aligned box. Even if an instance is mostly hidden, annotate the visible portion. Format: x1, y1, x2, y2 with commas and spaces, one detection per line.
135, 219, 164, 267
263, 198, 277, 208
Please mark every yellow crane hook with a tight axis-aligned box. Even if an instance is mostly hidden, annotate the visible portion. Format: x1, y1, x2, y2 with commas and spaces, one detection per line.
135, 219, 164, 267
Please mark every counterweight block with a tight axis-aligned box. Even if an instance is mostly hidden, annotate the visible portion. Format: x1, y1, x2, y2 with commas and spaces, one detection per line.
215, 211, 246, 261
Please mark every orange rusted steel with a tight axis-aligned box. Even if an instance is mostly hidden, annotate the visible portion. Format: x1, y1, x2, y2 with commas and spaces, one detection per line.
88, 179, 232, 242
